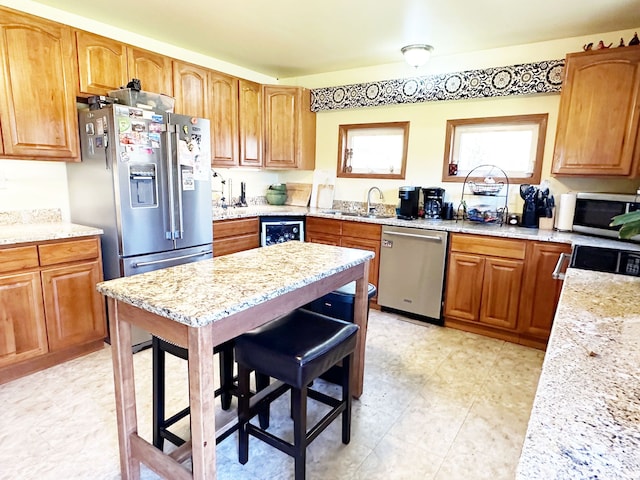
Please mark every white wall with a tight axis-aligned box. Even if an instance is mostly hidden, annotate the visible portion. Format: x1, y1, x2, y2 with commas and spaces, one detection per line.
0, 160, 70, 218
0, 0, 637, 215
280, 27, 640, 212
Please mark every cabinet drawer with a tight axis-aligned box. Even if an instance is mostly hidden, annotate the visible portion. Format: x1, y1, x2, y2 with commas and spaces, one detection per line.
342, 221, 381, 240
213, 235, 260, 257
213, 217, 259, 240
38, 237, 100, 266
450, 234, 526, 260
0, 246, 39, 273
306, 217, 342, 236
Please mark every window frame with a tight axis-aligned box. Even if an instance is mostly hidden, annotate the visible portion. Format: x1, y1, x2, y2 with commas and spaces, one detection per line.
337, 121, 409, 179
441, 114, 548, 184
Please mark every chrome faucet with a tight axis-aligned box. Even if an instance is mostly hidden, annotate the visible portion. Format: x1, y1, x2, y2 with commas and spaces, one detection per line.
366, 186, 384, 215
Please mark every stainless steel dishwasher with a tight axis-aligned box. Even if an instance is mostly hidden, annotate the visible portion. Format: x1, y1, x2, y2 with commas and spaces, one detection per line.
378, 225, 448, 323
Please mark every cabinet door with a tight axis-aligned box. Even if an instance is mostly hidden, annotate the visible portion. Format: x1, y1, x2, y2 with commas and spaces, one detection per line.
127, 47, 173, 96
41, 261, 106, 352
0, 271, 48, 368
239, 79, 263, 167
0, 11, 79, 159
210, 71, 239, 167
172, 61, 210, 118
519, 242, 572, 341
552, 48, 640, 176
76, 31, 128, 95
263, 85, 299, 169
444, 252, 484, 322
479, 257, 523, 330
341, 236, 380, 294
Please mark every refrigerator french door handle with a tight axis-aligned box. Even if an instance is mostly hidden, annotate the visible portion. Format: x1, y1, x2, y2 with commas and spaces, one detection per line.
175, 132, 185, 239
165, 124, 177, 240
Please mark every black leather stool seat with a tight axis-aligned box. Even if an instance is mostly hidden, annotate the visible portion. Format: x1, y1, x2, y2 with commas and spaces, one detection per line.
235, 310, 359, 388
235, 309, 359, 480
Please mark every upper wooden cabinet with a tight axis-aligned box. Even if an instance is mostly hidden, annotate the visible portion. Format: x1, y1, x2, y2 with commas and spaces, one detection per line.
552, 47, 640, 176
263, 85, 316, 170
172, 60, 210, 119
238, 79, 263, 167
210, 77, 264, 168
127, 47, 173, 96
76, 31, 173, 97
0, 8, 79, 160
209, 71, 239, 167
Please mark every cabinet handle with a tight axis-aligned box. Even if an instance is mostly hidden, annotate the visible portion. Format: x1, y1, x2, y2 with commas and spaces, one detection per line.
552, 252, 571, 280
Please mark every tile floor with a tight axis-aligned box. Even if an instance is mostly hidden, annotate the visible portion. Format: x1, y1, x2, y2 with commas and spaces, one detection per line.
0, 310, 545, 480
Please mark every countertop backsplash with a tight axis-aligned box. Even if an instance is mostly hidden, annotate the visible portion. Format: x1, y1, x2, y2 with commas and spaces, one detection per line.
0, 208, 62, 225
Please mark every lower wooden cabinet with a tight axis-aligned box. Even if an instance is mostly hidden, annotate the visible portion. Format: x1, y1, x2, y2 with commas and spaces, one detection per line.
306, 217, 381, 302
444, 233, 568, 349
0, 271, 47, 368
41, 261, 106, 352
518, 241, 572, 348
0, 236, 106, 384
213, 217, 260, 257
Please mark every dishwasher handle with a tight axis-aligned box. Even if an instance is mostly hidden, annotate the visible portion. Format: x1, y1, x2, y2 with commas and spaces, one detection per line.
552, 252, 571, 280
383, 231, 443, 242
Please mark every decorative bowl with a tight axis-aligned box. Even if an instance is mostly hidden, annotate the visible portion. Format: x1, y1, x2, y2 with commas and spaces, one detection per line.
266, 191, 287, 205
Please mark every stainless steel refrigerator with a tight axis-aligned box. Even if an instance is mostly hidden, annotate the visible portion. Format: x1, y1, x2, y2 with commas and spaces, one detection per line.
67, 105, 213, 351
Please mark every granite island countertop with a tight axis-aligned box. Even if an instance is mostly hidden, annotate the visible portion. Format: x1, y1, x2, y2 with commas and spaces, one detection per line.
97, 241, 374, 327
516, 268, 640, 479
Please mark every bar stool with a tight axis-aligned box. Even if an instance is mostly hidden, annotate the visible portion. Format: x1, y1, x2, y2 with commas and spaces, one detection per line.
235, 309, 359, 480
152, 337, 270, 449
303, 281, 376, 384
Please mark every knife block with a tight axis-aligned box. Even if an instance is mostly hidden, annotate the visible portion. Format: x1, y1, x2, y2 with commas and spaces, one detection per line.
538, 214, 555, 230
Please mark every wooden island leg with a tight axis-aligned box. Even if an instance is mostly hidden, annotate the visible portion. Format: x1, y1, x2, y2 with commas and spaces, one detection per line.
188, 325, 217, 479
351, 260, 370, 399
109, 298, 141, 480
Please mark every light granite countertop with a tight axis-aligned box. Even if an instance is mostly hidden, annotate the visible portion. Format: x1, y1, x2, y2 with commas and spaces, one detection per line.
97, 241, 374, 327
0, 222, 104, 246
517, 268, 640, 479
214, 205, 640, 251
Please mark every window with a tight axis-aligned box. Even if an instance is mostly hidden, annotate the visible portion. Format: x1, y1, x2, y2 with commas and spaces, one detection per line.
442, 114, 548, 184
337, 122, 409, 179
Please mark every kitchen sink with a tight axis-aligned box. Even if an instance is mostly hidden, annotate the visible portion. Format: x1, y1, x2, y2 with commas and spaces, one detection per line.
341, 211, 394, 219
320, 209, 394, 219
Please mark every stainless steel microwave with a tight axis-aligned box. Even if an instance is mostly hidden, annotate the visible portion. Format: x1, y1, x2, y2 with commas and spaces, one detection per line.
573, 192, 640, 241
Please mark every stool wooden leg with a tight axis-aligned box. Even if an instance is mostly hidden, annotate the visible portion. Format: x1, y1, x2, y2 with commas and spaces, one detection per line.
342, 353, 352, 444
219, 344, 233, 410
151, 336, 165, 450
256, 372, 270, 429
238, 364, 251, 465
291, 386, 308, 480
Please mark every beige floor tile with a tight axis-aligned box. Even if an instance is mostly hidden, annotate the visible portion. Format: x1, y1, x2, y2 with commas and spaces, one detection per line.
0, 309, 543, 479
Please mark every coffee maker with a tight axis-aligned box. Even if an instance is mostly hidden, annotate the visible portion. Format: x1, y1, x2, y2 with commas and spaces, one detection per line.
422, 187, 445, 219
397, 186, 421, 219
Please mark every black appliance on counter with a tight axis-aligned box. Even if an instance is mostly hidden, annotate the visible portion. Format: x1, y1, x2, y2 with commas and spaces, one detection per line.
571, 245, 640, 276
397, 186, 421, 220
422, 187, 445, 219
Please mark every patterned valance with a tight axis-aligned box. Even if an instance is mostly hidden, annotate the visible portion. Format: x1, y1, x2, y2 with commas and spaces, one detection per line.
310, 59, 564, 112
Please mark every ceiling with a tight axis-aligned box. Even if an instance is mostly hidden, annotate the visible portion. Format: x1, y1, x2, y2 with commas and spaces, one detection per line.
31, 0, 640, 78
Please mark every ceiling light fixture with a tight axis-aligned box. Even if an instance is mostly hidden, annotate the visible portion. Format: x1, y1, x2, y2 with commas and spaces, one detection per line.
401, 44, 434, 68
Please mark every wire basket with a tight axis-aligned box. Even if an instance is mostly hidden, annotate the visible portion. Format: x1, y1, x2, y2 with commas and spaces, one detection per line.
466, 181, 504, 196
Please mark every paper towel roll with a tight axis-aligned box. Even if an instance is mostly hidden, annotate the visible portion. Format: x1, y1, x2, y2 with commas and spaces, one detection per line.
555, 193, 576, 231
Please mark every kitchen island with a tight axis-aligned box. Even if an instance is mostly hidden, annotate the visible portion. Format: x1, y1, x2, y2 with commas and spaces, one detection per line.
97, 241, 373, 480
516, 269, 640, 479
